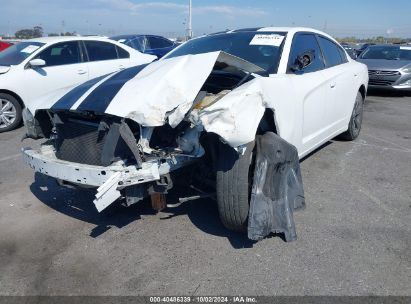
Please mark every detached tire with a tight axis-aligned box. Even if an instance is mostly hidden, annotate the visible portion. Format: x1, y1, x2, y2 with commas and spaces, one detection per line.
339, 92, 364, 141
0, 93, 22, 133
216, 140, 255, 232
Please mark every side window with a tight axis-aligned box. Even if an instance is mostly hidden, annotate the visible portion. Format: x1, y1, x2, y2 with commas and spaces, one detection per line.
318, 36, 345, 67
84, 41, 118, 62
147, 37, 172, 49
36, 41, 81, 67
337, 47, 349, 63
288, 33, 324, 73
116, 46, 130, 59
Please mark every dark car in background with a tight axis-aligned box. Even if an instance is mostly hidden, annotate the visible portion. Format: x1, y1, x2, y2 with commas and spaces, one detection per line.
341, 42, 357, 59
355, 43, 376, 57
357, 44, 411, 91
0, 41, 12, 52
110, 34, 179, 58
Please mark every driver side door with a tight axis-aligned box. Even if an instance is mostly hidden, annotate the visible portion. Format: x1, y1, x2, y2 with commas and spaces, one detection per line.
23, 41, 89, 105
286, 33, 331, 155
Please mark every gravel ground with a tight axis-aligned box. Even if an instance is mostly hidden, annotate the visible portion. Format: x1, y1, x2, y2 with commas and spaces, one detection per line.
0, 90, 410, 296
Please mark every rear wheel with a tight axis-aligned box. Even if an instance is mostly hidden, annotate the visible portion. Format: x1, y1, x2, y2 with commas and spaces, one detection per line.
339, 92, 364, 141
216, 140, 255, 232
0, 93, 22, 133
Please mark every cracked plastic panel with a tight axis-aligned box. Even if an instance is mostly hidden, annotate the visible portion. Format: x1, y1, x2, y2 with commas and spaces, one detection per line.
248, 132, 305, 242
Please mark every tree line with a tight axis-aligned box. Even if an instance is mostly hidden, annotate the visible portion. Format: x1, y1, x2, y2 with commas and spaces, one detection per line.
13, 26, 76, 39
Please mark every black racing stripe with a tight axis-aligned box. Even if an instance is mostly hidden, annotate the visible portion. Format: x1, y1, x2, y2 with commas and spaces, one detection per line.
76, 64, 149, 113
51, 74, 109, 110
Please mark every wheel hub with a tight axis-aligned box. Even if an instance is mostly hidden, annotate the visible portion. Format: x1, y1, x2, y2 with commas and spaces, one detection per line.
0, 98, 17, 128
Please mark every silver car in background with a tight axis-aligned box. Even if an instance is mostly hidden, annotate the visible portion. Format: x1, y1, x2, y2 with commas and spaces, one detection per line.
357, 45, 411, 91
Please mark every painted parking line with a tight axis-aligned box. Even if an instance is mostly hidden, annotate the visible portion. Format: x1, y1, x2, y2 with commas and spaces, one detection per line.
0, 153, 21, 163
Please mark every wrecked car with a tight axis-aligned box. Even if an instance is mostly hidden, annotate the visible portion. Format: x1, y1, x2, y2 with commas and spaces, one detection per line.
22, 28, 369, 241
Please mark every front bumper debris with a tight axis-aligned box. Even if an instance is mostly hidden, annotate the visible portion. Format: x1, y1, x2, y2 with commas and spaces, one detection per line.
22, 145, 194, 211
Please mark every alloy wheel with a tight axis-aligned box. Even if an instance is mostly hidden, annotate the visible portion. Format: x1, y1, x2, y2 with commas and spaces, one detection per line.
0, 98, 17, 129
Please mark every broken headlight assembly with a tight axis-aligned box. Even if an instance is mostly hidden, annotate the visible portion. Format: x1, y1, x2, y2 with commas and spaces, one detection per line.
22, 108, 44, 139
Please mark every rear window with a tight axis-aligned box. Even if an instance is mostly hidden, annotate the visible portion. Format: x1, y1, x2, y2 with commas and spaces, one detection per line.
116, 46, 130, 58
85, 41, 118, 61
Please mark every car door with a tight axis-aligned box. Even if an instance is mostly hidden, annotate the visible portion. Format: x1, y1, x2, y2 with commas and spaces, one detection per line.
317, 36, 357, 133
286, 33, 330, 153
83, 40, 127, 79
23, 40, 88, 104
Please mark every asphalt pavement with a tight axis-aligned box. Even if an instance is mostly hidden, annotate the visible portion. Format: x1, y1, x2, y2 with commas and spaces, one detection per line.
0, 90, 410, 296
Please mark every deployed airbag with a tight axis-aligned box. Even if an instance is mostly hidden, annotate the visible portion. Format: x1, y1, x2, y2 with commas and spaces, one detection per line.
248, 132, 305, 242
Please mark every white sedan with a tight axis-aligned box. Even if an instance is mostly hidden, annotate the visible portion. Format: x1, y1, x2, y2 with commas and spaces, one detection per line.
0, 36, 156, 132
22, 27, 368, 241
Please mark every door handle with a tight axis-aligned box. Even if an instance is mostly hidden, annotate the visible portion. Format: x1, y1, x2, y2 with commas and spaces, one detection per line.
354, 73, 358, 77
77, 69, 87, 75
118, 65, 125, 70
330, 82, 337, 88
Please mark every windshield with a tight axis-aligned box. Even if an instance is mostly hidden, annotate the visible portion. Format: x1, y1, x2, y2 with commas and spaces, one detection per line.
165, 31, 287, 73
360, 46, 411, 61
0, 42, 45, 66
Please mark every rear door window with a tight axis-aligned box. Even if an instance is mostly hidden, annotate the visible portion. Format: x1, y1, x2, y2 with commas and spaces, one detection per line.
318, 36, 345, 67
84, 41, 118, 61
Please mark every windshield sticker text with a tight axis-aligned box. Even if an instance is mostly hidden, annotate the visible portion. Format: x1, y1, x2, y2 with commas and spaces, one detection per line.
20, 45, 40, 54
250, 34, 285, 47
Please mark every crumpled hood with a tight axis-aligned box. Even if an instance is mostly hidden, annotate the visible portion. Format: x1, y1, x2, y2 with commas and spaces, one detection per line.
29, 51, 264, 129
0, 66, 10, 74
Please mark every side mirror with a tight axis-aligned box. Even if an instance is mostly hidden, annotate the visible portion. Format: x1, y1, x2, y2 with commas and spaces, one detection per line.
290, 50, 315, 72
28, 59, 46, 68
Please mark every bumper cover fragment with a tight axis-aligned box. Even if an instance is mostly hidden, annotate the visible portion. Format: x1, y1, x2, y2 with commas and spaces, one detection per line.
248, 132, 305, 242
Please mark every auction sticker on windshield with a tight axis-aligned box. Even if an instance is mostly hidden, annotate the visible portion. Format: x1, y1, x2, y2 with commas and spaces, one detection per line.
250, 34, 285, 47
20, 45, 41, 54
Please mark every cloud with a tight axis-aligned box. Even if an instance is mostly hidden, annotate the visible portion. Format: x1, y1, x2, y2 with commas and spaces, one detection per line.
99, 0, 267, 17
195, 5, 267, 16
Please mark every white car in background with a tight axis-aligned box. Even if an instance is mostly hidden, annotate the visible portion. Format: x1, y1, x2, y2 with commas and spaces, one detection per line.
0, 36, 156, 132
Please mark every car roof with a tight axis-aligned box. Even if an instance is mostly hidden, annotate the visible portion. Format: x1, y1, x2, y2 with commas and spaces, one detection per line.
366, 44, 407, 48
209, 27, 337, 41
110, 34, 169, 39
26, 36, 112, 44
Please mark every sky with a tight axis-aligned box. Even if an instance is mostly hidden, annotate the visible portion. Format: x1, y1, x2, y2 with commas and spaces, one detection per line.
0, 0, 411, 38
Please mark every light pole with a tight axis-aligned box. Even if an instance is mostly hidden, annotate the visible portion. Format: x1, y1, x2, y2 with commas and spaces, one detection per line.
187, 0, 193, 40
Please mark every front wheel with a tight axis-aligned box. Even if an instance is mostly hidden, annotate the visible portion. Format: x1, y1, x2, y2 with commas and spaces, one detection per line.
339, 92, 364, 141
0, 93, 22, 133
216, 140, 255, 232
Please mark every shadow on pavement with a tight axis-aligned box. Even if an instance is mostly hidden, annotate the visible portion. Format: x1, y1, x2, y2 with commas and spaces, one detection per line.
30, 172, 259, 249
367, 88, 411, 97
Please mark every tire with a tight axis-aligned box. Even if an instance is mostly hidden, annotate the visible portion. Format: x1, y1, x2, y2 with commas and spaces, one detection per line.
339, 92, 364, 141
216, 140, 255, 232
0, 93, 22, 133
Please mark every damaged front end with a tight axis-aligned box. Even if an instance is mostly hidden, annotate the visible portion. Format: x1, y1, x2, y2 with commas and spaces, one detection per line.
22, 108, 212, 212
22, 51, 305, 241
22, 52, 259, 212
